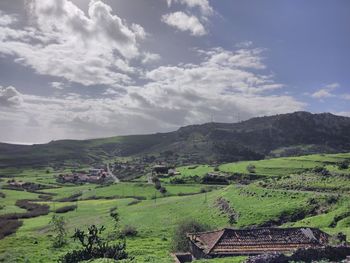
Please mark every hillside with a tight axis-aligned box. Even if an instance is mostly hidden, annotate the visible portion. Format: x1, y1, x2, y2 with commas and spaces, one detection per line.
1, 111, 350, 167
0, 152, 350, 262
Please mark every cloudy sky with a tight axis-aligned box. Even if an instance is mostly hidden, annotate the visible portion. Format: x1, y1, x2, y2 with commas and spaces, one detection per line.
0, 0, 349, 144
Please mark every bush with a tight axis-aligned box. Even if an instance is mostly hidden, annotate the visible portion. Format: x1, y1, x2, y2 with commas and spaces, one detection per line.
154, 181, 162, 190
313, 166, 330, 176
60, 225, 130, 263
56, 192, 82, 202
338, 161, 349, 170
201, 174, 229, 185
171, 219, 210, 252
0, 192, 5, 198
55, 205, 77, 214
246, 164, 256, 173
50, 215, 67, 248
159, 186, 167, 194
120, 225, 138, 237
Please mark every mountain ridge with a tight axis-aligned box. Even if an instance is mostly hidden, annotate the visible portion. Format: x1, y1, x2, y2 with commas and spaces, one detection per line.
1, 111, 350, 167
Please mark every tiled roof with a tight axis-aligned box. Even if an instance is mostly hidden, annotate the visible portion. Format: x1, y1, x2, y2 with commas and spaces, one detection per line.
188, 227, 329, 255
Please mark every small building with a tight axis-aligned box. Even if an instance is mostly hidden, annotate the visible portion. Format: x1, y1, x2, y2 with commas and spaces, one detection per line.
187, 227, 329, 259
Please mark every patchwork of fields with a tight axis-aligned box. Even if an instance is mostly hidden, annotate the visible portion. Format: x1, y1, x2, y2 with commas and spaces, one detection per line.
0, 153, 349, 262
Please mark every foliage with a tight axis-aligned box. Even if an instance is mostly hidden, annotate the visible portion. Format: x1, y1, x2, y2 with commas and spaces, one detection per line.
120, 225, 138, 237
159, 186, 167, 194
60, 225, 129, 263
246, 164, 256, 173
171, 219, 210, 252
55, 205, 77, 214
109, 207, 120, 236
50, 215, 67, 248
337, 161, 349, 170
201, 173, 229, 184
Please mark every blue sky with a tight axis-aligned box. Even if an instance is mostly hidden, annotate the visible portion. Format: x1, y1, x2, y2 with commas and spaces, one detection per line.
0, 0, 349, 143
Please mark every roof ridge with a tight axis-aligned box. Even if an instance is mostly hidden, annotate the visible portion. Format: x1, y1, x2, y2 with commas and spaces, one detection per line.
206, 229, 225, 254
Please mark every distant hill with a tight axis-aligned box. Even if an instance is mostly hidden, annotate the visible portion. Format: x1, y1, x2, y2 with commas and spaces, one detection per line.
1, 111, 350, 167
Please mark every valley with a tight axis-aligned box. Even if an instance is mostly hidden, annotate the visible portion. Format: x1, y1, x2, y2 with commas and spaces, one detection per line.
0, 152, 349, 262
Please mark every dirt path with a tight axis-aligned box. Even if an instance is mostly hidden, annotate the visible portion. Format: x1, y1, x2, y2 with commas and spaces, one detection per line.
107, 163, 120, 183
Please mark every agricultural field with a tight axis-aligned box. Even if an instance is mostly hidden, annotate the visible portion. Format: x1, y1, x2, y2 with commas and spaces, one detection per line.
0, 153, 349, 262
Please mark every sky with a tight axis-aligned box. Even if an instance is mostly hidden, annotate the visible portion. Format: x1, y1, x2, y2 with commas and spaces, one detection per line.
0, 0, 349, 144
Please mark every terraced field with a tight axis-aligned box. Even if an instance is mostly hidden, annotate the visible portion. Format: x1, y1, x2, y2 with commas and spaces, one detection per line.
0, 153, 349, 262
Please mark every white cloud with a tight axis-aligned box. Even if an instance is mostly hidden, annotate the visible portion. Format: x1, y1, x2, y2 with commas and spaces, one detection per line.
162, 11, 207, 36
51, 82, 66, 90
0, 46, 305, 143
166, 0, 213, 16
0, 10, 17, 26
142, 52, 161, 64
0, 0, 147, 86
0, 86, 23, 107
311, 83, 339, 99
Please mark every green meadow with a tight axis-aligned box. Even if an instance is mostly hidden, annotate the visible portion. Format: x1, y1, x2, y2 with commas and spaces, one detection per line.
0, 153, 349, 262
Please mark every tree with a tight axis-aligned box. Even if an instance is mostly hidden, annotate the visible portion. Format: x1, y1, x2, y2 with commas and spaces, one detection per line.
60, 224, 130, 263
154, 180, 162, 190
171, 219, 210, 252
50, 215, 67, 248
109, 207, 120, 237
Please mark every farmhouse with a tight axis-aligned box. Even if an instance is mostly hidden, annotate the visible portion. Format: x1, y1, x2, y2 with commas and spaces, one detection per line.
187, 227, 329, 259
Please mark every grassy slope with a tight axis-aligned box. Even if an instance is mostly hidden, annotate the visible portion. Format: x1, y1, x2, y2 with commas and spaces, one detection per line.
0, 153, 349, 262
0, 185, 316, 262
213, 153, 349, 177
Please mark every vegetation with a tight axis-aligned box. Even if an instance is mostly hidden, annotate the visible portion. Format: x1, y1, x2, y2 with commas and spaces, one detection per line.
1, 112, 350, 167
171, 219, 210, 252
61, 225, 130, 263
55, 205, 77, 214
50, 215, 67, 248
0, 152, 349, 262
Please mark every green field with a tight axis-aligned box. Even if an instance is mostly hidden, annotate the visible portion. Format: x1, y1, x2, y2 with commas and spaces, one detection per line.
0, 153, 349, 262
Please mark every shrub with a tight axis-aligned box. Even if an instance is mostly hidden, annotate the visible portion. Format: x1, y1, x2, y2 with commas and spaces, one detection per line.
55, 205, 77, 214
338, 161, 349, 170
50, 215, 67, 248
154, 181, 162, 190
246, 164, 256, 173
56, 192, 82, 202
60, 225, 130, 263
120, 225, 138, 237
0, 192, 5, 198
313, 166, 330, 176
171, 219, 210, 252
159, 186, 167, 194
201, 174, 229, 185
